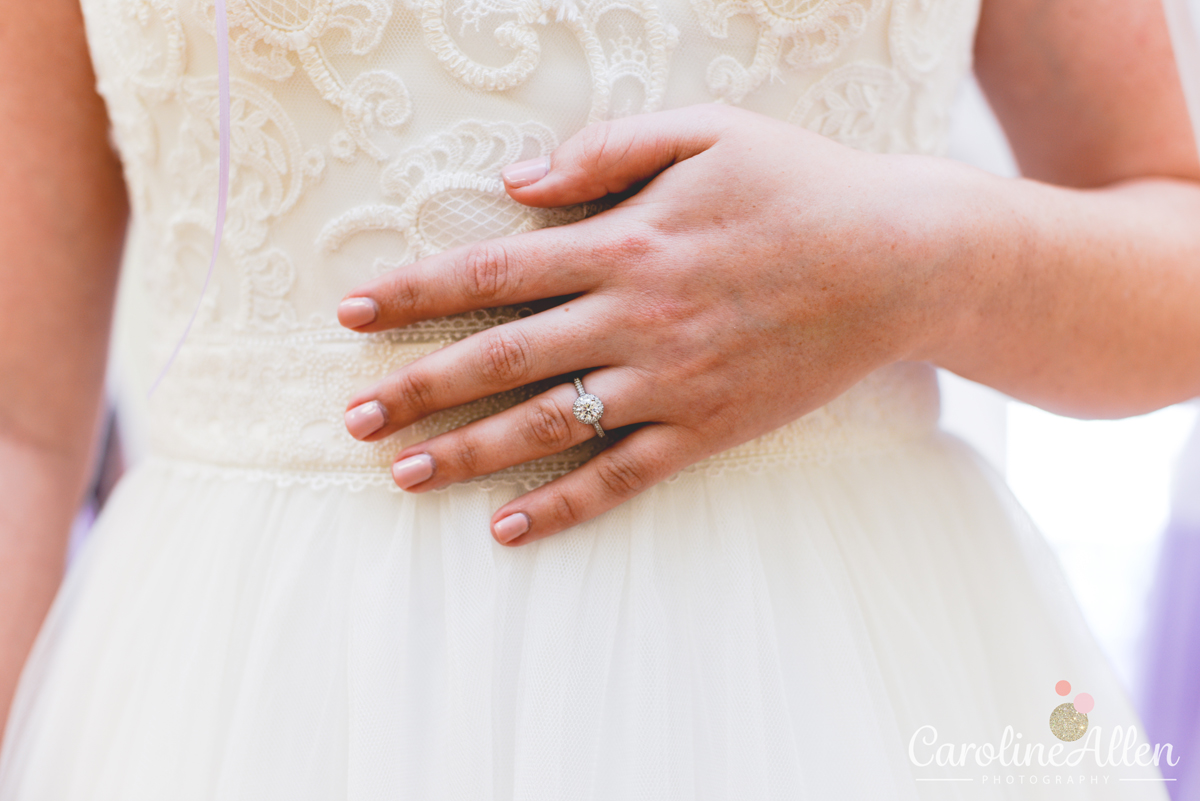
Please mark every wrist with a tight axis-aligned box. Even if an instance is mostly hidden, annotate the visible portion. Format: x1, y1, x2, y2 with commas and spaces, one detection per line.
892, 155, 1030, 369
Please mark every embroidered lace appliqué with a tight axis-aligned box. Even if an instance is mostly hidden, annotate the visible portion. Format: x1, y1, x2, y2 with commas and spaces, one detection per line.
789, 62, 910, 152
693, 0, 883, 103
160, 77, 325, 331
319, 120, 584, 264
412, 0, 677, 122
208, 0, 412, 160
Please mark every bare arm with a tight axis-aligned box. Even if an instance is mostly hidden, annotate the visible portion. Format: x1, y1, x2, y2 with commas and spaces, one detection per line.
0, 0, 127, 742
924, 0, 1200, 417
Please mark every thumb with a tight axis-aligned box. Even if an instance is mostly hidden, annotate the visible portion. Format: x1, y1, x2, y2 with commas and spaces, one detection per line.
501, 105, 731, 208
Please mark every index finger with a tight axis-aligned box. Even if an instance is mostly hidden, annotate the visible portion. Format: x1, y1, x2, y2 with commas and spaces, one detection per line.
336, 219, 629, 332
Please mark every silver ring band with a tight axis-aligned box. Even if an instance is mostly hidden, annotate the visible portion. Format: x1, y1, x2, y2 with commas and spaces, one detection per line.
571, 377, 606, 438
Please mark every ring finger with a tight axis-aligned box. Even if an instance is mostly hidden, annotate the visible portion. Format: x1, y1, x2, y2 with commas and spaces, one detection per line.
386, 367, 658, 491
344, 297, 613, 441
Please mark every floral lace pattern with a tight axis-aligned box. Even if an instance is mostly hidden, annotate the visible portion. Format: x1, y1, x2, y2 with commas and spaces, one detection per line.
79, 0, 979, 488
164, 77, 326, 331
413, 0, 676, 122
788, 62, 910, 152
318, 119, 585, 264
212, 0, 413, 159
889, 0, 976, 80
694, 0, 884, 103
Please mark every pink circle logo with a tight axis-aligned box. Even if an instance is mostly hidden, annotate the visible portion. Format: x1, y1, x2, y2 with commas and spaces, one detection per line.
1050, 680, 1094, 742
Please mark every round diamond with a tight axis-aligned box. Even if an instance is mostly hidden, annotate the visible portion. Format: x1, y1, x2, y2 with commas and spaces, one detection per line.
573, 393, 604, 425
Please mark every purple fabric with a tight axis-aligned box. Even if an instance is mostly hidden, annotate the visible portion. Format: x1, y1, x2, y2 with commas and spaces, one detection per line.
1140, 516, 1200, 797
148, 0, 230, 397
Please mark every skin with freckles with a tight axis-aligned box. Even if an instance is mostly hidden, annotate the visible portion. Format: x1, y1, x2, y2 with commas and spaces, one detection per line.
338, 0, 1200, 547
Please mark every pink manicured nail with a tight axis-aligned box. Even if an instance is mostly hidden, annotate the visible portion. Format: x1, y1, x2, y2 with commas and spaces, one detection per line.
338, 297, 378, 328
493, 512, 530, 543
501, 157, 550, 188
345, 401, 386, 440
392, 454, 435, 489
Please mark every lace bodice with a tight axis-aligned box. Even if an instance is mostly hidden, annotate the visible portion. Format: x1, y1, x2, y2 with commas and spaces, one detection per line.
81, 0, 978, 489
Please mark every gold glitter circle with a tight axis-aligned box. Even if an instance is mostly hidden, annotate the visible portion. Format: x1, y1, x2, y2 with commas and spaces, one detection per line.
1049, 703, 1089, 741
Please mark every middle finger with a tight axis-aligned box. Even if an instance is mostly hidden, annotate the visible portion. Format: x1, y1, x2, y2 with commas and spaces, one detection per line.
344, 298, 615, 441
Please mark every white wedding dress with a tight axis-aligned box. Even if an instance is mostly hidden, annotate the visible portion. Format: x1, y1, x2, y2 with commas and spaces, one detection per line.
0, 0, 1172, 798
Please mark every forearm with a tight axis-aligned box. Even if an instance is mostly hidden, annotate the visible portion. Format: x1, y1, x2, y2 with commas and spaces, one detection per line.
0, 434, 101, 748
923, 164, 1200, 418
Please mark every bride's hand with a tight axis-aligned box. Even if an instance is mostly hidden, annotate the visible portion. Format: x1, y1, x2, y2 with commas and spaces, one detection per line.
337, 104, 972, 545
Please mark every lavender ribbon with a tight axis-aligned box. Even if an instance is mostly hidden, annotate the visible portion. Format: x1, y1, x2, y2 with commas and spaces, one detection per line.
148, 0, 230, 397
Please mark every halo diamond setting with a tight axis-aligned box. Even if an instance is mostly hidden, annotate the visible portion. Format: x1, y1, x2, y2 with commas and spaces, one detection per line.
571, 377, 606, 438
573, 393, 604, 425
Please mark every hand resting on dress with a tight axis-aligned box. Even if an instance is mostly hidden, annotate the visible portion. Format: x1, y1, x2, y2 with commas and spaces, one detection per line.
334, 0, 1200, 545
336, 105, 970, 544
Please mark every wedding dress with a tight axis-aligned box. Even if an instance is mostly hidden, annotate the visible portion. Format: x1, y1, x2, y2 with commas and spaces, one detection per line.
0, 0, 1173, 797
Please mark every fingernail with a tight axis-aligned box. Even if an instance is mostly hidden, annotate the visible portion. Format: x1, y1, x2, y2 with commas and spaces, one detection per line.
338, 297, 378, 328
345, 401, 387, 440
493, 512, 530, 544
501, 157, 550, 188
392, 453, 435, 489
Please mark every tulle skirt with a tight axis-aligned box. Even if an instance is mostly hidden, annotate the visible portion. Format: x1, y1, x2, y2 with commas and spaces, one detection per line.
0, 431, 1169, 799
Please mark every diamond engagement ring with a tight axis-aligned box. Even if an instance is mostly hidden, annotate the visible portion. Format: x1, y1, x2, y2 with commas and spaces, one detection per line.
572, 377, 606, 439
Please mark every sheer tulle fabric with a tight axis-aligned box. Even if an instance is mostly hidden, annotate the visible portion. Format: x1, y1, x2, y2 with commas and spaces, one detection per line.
0, 434, 1166, 799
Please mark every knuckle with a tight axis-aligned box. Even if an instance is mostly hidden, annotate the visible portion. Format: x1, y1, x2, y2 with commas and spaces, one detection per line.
463, 241, 514, 303
594, 451, 650, 498
595, 225, 655, 265
692, 102, 742, 132
397, 369, 438, 415
523, 397, 575, 451
545, 487, 584, 528
479, 327, 534, 386
706, 405, 742, 439
450, 435, 484, 475
701, 101, 739, 123
625, 294, 700, 336
616, 226, 655, 257
578, 121, 614, 165
580, 122, 634, 176
390, 275, 423, 316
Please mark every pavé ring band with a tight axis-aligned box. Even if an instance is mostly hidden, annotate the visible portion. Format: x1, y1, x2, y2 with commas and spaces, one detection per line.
571, 377, 606, 439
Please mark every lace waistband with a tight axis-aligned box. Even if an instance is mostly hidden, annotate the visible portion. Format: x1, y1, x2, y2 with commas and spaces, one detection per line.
145, 331, 942, 491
